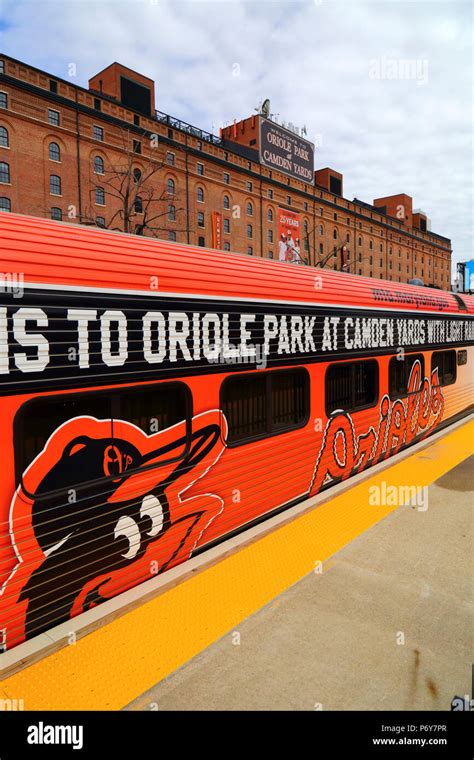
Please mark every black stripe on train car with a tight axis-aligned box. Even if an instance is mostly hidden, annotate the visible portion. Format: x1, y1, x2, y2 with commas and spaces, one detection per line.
0, 287, 473, 395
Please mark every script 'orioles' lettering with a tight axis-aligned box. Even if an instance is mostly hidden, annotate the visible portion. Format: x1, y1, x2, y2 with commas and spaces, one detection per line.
309, 361, 444, 495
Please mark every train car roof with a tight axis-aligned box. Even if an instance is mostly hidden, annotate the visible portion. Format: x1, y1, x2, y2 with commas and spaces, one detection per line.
1, 212, 473, 315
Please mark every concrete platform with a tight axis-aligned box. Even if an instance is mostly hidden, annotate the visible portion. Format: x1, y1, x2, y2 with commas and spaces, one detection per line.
126, 455, 473, 711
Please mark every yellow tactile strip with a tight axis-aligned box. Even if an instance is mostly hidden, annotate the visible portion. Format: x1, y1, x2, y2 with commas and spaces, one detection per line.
1, 419, 472, 710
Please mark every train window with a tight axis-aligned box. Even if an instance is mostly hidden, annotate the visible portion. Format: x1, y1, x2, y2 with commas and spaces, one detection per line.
457, 350, 467, 366
431, 350, 457, 386
15, 382, 191, 491
325, 360, 378, 415
120, 384, 187, 435
221, 369, 309, 445
389, 353, 424, 399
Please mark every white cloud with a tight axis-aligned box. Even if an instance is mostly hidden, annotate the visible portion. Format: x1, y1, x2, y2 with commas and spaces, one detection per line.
1, 0, 471, 275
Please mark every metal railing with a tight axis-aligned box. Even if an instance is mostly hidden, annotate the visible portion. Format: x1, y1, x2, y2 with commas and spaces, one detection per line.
155, 109, 222, 146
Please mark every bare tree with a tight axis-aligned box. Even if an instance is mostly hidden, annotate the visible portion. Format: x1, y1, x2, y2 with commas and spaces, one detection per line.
81, 129, 186, 237
305, 225, 359, 272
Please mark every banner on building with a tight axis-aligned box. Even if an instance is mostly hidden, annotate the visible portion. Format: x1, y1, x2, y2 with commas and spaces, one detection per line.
278, 208, 303, 264
259, 117, 314, 183
211, 211, 222, 249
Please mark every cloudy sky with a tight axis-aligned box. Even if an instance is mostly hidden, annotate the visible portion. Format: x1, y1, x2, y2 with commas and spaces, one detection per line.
0, 0, 472, 276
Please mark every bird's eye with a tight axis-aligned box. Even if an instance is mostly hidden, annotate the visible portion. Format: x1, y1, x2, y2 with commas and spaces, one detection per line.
114, 515, 141, 559
140, 494, 164, 537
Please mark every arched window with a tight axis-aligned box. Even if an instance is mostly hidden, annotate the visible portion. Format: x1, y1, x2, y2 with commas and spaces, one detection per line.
346, 232, 350, 242
50, 174, 61, 195
168, 203, 176, 221
0, 162, 10, 184
49, 142, 60, 162
0, 196, 11, 212
167, 178, 175, 196
267, 208, 273, 222
369, 240, 373, 250
303, 219, 308, 233
247, 201, 253, 216
133, 168, 142, 183
358, 236, 362, 246
50, 207, 62, 221
333, 228, 337, 240
0, 126, 8, 148
169, 230, 177, 242
197, 187, 204, 203
134, 196, 143, 213
95, 186, 105, 205
223, 194, 230, 210
94, 156, 104, 174
319, 224, 324, 236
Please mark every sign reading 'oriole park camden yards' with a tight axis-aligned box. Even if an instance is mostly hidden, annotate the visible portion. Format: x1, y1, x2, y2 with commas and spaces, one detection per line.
259, 117, 314, 183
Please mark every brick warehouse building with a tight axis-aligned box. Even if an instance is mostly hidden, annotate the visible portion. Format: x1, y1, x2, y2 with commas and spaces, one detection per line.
0, 54, 452, 289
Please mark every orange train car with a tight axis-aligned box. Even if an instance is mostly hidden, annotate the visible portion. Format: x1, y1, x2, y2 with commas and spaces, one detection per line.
0, 213, 473, 652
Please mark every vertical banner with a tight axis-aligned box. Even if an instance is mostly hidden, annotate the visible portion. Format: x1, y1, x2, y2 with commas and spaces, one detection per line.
212, 211, 222, 249
278, 208, 302, 263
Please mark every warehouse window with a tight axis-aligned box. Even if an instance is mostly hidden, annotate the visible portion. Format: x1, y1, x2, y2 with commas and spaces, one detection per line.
135, 197, 143, 214
223, 218, 230, 233
223, 194, 230, 210
431, 350, 456, 387
0, 161, 9, 183
94, 156, 104, 174
133, 140, 141, 154
0, 126, 8, 147
50, 207, 62, 221
0, 93, 7, 109
48, 109, 60, 126
197, 211, 204, 227
50, 174, 61, 195
223, 172, 230, 185
197, 162, 204, 176
224, 241, 230, 251
247, 223, 253, 239
221, 369, 309, 445
325, 360, 378, 415
167, 178, 175, 196
246, 201, 253, 216
15, 383, 192, 489
169, 230, 176, 241
167, 203, 175, 221
49, 142, 60, 162
0, 197, 11, 212
93, 125, 104, 141
267, 208, 273, 222
197, 187, 204, 203
96, 216, 105, 227
389, 354, 424, 399
166, 151, 174, 166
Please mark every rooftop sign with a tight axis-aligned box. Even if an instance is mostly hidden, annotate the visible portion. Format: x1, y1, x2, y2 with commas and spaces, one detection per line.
259, 117, 314, 183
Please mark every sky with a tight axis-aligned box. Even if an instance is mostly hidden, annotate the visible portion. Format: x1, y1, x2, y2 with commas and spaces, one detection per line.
0, 0, 472, 277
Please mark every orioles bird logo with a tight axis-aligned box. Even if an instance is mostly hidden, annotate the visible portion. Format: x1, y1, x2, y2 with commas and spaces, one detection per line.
0, 410, 227, 651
